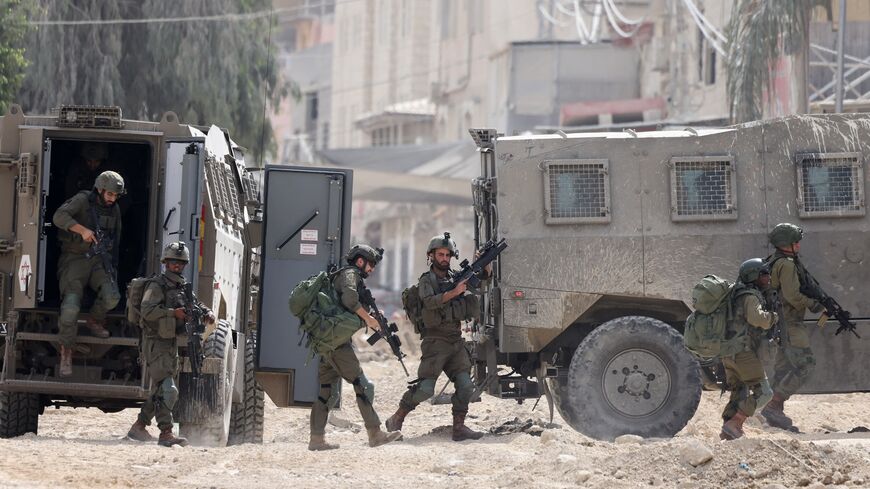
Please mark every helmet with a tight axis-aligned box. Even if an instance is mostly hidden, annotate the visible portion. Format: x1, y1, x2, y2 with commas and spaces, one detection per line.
427, 232, 458, 258
738, 258, 769, 284
94, 171, 126, 195
768, 223, 803, 248
162, 242, 190, 263
81, 142, 107, 161
345, 244, 383, 266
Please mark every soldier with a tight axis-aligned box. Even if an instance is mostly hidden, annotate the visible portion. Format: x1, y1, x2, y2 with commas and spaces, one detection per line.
308, 244, 403, 451
51, 171, 125, 377
761, 223, 824, 432
385, 233, 490, 442
127, 242, 215, 447
65, 143, 108, 198
719, 258, 778, 440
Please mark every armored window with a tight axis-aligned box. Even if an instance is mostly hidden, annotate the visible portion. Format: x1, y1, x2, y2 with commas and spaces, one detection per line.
796, 153, 864, 218
543, 159, 611, 224
669, 156, 737, 221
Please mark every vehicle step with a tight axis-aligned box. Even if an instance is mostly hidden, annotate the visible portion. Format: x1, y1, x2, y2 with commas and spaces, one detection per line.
14, 332, 139, 347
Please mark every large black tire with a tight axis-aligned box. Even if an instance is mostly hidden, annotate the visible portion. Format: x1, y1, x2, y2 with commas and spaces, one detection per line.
549, 316, 701, 440
0, 391, 40, 438
227, 332, 264, 445
178, 321, 236, 446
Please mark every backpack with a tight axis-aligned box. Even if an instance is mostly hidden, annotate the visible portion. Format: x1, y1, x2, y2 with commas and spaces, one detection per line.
402, 283, 425, 335
683, 275, 734, 359
289, 269, 363, 356
126, 274, 160, 327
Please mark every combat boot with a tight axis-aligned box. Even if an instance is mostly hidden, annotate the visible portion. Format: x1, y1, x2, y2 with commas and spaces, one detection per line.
761, 393, 795, 431
59, 346, 73, 377
452, 412, 484, 441
308, 434, 339, 451
367, 427, 403, 447
85, 318, 111, 338
127, 420, 156, 442
157, 427, 189, 447
385, 405, 412, 432
720, 411, 748, 440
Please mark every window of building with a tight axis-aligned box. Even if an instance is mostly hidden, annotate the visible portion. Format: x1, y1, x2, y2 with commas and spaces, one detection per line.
796, 152, 865, 218
669, 156, 736, 221
543, 159, 611, 224
697, 28, 716, 85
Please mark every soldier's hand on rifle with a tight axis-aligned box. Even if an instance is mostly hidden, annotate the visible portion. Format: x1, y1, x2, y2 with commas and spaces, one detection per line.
204, 311, 216, 324
364, 314, 381, 332
70, 224, 97, 244
173, 307, 188, 320
475, 250, 493, 276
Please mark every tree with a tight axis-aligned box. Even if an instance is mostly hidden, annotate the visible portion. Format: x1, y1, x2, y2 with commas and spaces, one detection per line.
0, 0, 32, 112
725, 0, 831, 123
17, 0, 290, 162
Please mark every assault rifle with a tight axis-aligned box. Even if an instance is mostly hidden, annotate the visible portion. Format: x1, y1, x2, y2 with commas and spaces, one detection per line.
359, 288, 409, 376
86, 200, 117, 286
181, 282, 206, 378
447, 238, 508, 291
795, 257, 860, 338
764, 289, 785, 345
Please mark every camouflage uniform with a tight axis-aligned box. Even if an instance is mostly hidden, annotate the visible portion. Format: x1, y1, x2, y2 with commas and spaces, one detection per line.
52, 190, 122, 348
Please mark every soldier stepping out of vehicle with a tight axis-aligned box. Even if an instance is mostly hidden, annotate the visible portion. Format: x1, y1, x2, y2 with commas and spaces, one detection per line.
127, 242, 215, 447
307, 245, 403, 451
386, 233, 490, 442
761, 223, 827, 432
719, 259, 778, 440
51, 171, 125, 377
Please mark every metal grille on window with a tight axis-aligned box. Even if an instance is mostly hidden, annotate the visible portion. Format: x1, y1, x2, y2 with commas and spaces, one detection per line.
543, 159, 610, 224
796, 152, 864, 218
669, 156, 737, 221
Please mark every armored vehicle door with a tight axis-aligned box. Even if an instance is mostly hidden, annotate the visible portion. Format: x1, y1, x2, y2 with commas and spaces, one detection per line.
255, 166, 353, 408
160, 138, 205, 288
12, 129, 48, 308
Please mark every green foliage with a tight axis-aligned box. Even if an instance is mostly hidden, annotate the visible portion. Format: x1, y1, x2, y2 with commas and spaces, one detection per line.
0, 0, 32, 112
725, 0, 830, 123
17, 0, 290, 162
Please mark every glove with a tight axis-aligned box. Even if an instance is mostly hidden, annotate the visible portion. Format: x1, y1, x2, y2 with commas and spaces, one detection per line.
809, 301, 825, 314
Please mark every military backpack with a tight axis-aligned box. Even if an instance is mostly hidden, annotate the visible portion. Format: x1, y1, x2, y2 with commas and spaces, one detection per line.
683, 275, 760, 359
126, 274, 160, 327
289, 268, 363, 355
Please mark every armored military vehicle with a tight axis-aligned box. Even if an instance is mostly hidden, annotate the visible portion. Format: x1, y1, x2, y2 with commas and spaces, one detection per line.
0, 104, 354, 442
468, 114, 870, 440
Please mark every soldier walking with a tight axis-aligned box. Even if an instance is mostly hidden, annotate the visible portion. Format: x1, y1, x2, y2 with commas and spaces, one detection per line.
127, 242, 214, 447
719, 259, 778, 440
761, 223, 825, 432
51, 171, 125, 377
385, 233, 489, 442
308, 244, 403, 451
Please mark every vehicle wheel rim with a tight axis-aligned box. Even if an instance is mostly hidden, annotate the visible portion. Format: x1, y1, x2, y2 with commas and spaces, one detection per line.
602, 348, 671, 418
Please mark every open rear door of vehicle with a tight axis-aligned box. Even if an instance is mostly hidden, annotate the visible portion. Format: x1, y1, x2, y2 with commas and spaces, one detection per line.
12, 128, 48, 309
161, 137, 206, 289
255, 165, 352, 408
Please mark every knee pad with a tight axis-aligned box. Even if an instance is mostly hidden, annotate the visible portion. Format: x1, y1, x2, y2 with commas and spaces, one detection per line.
101, 285, 121, 309
352, 375, 375, 405
158, 377, 179, 410
452, 372, 475, 404
409, 378, 437, 404
59, 294, 82, 324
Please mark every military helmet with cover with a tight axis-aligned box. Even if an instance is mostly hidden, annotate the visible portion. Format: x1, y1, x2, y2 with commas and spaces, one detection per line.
768, 223, 803, 248
427, 232, 458, 258
162, 241, 190, 263
345, 244, 383, 266
738, 258, 769, 284
94, 170, 126, 195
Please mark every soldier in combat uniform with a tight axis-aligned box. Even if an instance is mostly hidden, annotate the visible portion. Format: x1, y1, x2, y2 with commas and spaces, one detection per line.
308, 244, 403, 451
51, 171, 125, 377
385, 233, 490, 441
761, 223, 824, 432
126, 242, 215, 447
719, 258, 778, 440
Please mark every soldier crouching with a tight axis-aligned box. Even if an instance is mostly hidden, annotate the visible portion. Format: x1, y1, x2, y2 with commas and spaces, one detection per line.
385, 233, 489, 441
127, 242, 215, 447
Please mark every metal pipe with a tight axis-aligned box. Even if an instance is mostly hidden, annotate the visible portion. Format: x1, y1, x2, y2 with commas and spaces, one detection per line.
836, 0, 847, 113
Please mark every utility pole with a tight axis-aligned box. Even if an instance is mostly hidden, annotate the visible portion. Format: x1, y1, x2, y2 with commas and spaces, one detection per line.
835, 0, 847, 113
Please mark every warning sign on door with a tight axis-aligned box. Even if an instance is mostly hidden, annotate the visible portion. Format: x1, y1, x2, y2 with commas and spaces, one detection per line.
301, 229, 319, 241
18, 254, 32, 292
300, 243, 317, 256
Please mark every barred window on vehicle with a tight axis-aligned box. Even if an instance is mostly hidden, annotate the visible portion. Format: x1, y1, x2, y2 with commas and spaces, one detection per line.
796, 153, 865, 218
543, 159, 611, 224
669, 156, 737, 221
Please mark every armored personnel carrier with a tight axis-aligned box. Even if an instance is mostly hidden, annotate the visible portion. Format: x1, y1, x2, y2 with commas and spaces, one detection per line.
468, 114, 870, 440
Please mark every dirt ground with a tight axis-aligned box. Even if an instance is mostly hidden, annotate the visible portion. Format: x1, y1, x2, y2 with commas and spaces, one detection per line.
2, 348, 870, 489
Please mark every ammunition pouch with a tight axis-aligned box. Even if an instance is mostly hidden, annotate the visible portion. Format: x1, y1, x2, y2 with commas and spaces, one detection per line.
158, 315, 177, 339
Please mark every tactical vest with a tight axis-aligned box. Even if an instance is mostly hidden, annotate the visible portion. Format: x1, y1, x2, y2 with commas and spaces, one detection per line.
142, 273, 187, 339
58, 191, 121, 254
722, 284, 766, 356
419, 269, 479, 339
766, 252, 811, 321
